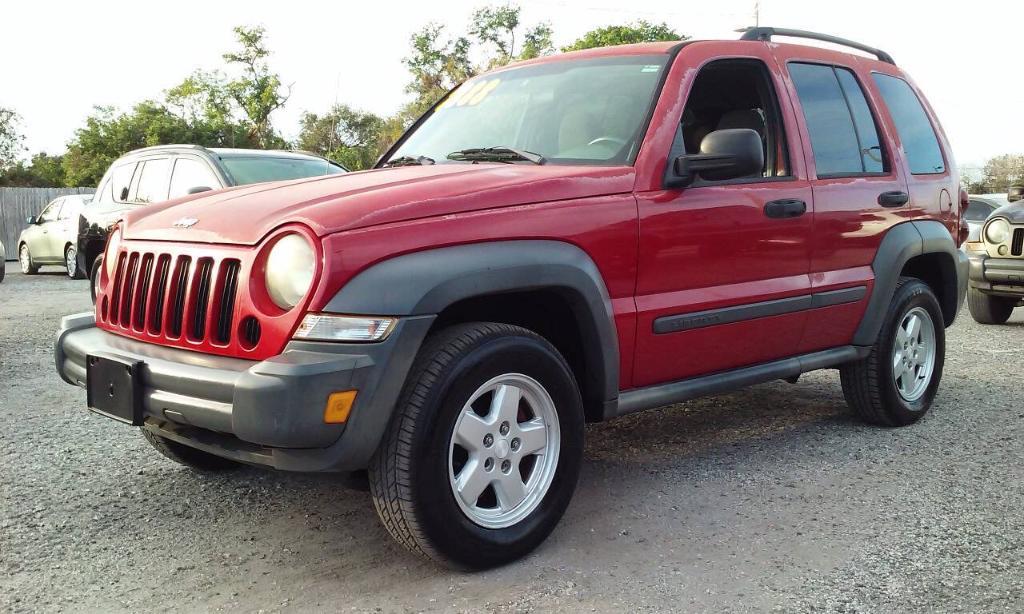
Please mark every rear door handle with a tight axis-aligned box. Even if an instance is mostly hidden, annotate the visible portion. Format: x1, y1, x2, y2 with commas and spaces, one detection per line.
878, 191, 909, 207
764, 199, 807, 219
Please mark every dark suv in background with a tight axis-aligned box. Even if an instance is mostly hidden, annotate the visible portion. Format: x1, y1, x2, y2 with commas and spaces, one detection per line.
77, 145, 347, 298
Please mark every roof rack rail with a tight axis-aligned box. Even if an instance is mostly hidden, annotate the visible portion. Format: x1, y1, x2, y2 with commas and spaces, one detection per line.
738, 27, 895, 65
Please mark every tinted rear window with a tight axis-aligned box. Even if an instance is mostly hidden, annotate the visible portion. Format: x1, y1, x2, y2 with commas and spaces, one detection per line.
219, 157, 344, 185
871, 73, 945, 175
789, 63, 867, 176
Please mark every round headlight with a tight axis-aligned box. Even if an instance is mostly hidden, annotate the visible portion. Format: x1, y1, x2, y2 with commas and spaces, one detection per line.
265, 233, 316, 310
104, 226, 122, 275
985, 218, 1011, 244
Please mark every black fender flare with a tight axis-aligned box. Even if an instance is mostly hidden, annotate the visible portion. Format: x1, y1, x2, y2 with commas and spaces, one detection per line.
323, 240, 621, 417
853, 220, 967, 345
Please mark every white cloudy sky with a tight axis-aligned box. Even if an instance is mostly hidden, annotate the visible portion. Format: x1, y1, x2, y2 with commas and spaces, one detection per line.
3, 0, 1022, 172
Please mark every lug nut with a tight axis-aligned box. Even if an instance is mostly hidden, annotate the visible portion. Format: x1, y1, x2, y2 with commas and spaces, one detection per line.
483, 434, 494, 447
501, 460, 512, 473
499, 421, 510, 436
484, 458, 494, 471
510, 438, 521, 452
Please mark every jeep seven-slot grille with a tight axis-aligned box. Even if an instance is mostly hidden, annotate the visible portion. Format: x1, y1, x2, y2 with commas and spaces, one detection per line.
105, 250, 241, 345
1012, 228, 1024, 257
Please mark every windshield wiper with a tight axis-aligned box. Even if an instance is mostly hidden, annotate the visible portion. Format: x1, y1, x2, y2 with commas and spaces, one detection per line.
382, 155, 435, 168
446, 146, 546, 165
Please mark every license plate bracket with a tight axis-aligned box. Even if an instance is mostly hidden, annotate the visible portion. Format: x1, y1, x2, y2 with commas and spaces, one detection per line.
86, 354, 143, 425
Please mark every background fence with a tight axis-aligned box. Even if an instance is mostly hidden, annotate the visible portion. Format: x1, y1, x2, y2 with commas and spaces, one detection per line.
1, 187, 95, 260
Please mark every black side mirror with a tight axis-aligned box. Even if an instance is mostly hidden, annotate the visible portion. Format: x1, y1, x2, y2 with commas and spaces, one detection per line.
1008, 185, 1024, 203
667, 128, 764, 188
187, 186, 213, 195
26, 215, 36, 225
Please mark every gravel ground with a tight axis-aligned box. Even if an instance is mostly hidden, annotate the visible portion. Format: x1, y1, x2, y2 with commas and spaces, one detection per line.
2, 260, 1022, 613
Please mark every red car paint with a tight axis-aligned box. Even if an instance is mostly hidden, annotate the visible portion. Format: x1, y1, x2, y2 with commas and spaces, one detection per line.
98, 39, 959, 386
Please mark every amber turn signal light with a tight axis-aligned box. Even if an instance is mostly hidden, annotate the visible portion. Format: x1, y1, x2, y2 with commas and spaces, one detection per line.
324, 390, 357, 424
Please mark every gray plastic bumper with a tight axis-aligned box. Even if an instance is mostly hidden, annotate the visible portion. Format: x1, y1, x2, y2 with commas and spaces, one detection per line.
55, 312, 434, 471
967, 253, 1024, 295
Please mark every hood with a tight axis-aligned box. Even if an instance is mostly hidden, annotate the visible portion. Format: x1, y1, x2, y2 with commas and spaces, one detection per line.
122, 164, 635, 245
990, 201, 1024, 225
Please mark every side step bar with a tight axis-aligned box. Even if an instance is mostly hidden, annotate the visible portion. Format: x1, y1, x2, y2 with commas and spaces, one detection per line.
615, 345, 870, 417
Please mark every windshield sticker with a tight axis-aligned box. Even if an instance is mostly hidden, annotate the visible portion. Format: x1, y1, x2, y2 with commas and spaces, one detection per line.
466, 79, 500, 105
641, 65, 660, 73
437, 78, 501, 110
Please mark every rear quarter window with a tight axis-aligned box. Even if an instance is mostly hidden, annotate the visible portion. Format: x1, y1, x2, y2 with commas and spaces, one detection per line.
871, 73, 945, 175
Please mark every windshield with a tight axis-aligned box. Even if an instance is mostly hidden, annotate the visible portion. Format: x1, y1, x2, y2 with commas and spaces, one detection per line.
219, 156, 345, 185
386, 55, 669, 166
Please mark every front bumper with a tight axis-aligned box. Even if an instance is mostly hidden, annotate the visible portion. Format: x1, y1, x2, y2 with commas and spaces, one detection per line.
967, 252, 1024, 297
55, 312, 434, 472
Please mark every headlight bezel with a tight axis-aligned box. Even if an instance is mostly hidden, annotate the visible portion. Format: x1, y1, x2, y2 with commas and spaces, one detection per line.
984, 217, 1011, 245
252, 226, 323, 315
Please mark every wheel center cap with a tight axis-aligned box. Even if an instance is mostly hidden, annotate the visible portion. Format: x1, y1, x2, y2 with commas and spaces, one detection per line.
494, 439, 510, 459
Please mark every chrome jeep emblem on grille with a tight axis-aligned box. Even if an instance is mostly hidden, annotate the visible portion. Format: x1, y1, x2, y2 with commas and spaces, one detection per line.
172, 217, 199, 228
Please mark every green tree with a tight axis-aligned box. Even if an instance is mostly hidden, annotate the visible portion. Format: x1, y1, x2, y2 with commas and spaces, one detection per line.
403, 23, 475, 119
297, 104, 385, 170
978, 154, 1024, 193
165, 70, 254, 147
469, 5, 553, 66
0, 107, 24, 172
562, 20, 685, 51
0, 153, 65, 187
222, 26, 290, 147
61, 102, 228, 187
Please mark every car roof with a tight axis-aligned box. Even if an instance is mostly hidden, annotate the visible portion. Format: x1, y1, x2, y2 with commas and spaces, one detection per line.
495, 31, 897, 74
118, 144, 329, 162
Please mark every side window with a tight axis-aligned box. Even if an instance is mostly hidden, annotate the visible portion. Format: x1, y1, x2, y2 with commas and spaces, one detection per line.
679, 59, 790, 179
871, 73, 945, 174
168, 158, 219, 199
110, 162, 138, 204
965, 201, 994, 222
789, 63, 885, 177
133, 158, 171, 204
39, 198, 63, 222
60, 197, 85, 220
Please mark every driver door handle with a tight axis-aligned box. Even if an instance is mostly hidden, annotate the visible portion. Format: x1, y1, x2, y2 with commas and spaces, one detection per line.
764, 199, 807, 219
878, 191, 909, 207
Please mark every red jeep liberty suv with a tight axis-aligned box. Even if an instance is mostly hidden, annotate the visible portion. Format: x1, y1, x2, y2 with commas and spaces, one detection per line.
56, 28, 968, 569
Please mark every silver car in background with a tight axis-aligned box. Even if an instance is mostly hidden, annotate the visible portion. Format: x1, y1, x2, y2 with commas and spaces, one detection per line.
965, 194, 1011, 236
17, 194, 92, 278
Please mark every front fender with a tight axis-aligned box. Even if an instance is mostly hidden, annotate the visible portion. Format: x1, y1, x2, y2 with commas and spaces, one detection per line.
323, 240, 621, 417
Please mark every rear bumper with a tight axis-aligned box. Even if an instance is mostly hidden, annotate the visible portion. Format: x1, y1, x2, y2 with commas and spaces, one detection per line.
55, 312, 434, 471
967, 253, 1024, 297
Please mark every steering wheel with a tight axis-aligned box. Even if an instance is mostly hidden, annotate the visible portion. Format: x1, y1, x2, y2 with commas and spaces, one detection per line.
587, 136, 628, 148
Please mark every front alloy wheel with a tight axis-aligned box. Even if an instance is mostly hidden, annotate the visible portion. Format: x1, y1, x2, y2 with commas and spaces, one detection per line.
370, 322, 584, 569
20, 245, 38, 275
449, 374, 560, 529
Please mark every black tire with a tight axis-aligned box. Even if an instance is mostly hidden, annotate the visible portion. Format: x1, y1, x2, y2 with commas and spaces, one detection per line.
840, 277, 945, 427
65, 245, 85, 279
89, 256, 103, 304
369, 322, 584, 569
141, 428, 241, 471
19, 244, 39, 275
966, 286, 1015, 325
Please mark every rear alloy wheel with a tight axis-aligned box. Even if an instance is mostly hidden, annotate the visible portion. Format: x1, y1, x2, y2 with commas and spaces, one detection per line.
966, 286, 1015, 325
841, 277, 945, 426
19, 245, 39, 275
370, 322, 584, 569
65, 245, 84, 279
